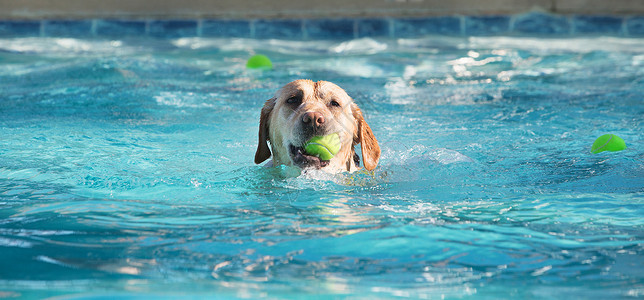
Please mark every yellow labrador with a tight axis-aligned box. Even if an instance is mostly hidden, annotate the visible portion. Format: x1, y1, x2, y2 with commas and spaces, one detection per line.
255, 80, 380, 173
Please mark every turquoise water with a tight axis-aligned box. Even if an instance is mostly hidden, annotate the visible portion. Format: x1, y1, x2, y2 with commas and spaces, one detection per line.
1, 36, 643, 299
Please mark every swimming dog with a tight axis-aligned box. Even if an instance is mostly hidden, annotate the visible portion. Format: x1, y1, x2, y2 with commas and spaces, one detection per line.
255, 80, 380, 173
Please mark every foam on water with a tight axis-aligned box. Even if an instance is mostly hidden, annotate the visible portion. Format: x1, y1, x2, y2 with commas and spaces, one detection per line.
0, 36, 643, 299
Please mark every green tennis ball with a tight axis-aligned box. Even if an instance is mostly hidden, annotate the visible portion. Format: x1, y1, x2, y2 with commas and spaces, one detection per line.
304, 133, 341, 161
246, 54, 272, 69
591, 134, 626, 154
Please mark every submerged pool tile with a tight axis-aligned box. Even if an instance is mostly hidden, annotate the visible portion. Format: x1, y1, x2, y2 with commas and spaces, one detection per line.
465, 16, 511, 35
202, 20, 251, 37
514, 13, 571, 35
626, 17, 644, 35
394, 17, 461, 37
0, 15, 641, 39
0, 21, 41, 37
149, 20, 198, 38
357, 19, 390, 38
254, 20, 303, 39
95, 20, 146, 37
44, 20, 93, 37
574, 16, 623, 34
306, 19, 355, 39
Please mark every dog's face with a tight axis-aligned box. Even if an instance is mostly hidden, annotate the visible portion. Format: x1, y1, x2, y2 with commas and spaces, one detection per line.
255, 80, 380, 173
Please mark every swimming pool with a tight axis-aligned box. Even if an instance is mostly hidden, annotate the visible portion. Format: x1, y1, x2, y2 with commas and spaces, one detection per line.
1, 32, 643, 298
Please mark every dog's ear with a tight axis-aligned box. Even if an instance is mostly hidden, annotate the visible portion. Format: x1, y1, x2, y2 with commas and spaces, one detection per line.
255, 98, 275, 164
352, 104, 380, 171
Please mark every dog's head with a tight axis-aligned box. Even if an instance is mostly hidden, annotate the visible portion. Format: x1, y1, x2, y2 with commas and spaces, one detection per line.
255, 80, 380, 173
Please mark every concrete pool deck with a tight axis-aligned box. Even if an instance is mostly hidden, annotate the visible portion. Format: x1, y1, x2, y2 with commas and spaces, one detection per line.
1, 0, 643, 20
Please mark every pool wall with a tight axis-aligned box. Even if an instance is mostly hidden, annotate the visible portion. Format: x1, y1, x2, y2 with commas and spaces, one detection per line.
1, 0, 643, 38
1, 0, 643, 20
1, 12, 643, 39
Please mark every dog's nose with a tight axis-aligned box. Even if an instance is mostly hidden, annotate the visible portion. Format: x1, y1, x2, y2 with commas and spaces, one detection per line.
302, 112, 325, 127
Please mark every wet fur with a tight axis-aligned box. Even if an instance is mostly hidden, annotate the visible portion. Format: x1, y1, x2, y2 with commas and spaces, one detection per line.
255, 80, 380, 173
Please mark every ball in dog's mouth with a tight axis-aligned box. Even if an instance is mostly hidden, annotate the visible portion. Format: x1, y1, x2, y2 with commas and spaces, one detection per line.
289, 144, 330, 169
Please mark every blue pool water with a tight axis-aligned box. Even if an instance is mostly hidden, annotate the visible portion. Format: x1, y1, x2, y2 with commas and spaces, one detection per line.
0, 35, 643, 299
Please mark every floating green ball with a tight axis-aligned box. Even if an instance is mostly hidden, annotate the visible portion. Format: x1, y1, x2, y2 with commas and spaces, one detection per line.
246, 54, 273, 69
591, 134, 626, 154
304, 133, 341, 161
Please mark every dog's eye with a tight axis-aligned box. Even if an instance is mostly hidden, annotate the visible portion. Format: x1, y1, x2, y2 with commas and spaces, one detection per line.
330, 100, 341, 107
286, 96, 301, 105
